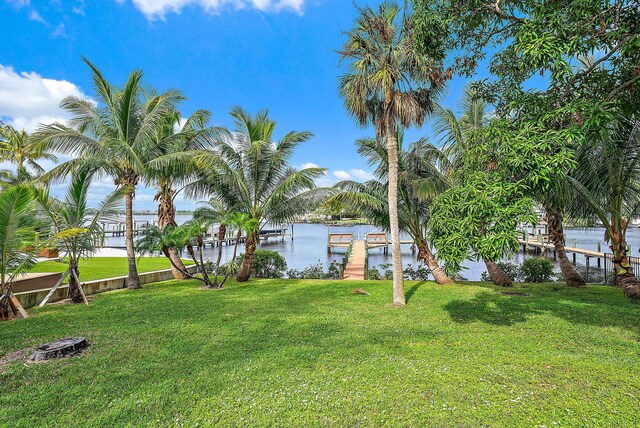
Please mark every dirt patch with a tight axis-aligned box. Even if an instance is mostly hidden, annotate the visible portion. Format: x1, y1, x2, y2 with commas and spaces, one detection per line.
500, 291, 531, 297
0, 348, 31, 367
197, 286, 225, 291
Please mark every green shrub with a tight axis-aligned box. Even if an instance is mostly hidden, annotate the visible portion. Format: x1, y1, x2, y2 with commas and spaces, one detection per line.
520, 257, 555, 283
236, 250, 287, 278
287, 261, 341, 280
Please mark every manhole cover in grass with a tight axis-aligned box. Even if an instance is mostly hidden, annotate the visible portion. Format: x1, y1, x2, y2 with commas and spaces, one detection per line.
29, 337, 90, 362
499, 291, 530, 297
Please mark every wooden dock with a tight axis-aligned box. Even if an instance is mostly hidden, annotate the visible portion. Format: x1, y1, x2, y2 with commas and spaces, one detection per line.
343, 241, 366, 280
328, 233, 354, 251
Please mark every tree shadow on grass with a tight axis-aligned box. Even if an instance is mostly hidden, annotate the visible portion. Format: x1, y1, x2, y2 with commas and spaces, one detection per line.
444, 287, 640, 333
405, 282, 423, 303
444, 291, 540, 326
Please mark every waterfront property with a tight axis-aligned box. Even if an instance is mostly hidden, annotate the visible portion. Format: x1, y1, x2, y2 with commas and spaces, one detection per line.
1, 278, 638, 426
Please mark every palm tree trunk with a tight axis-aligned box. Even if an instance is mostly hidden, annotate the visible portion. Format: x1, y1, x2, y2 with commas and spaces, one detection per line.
68, 258, 83, 303
156, 186, 187, 280
484, 260, 513, 287
386, 119, 405, 306
221, 230, 242, 287
545, 207, 586, 288
125, 190, 141, 289
416, 241, 453, 285
214, 225, 226, 285
237, 231, 258, 282
610, 226, 640, 300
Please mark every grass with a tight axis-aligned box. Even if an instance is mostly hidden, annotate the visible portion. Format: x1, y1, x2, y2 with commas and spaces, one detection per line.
28, 257, 193, 282
1, 279, 639, 427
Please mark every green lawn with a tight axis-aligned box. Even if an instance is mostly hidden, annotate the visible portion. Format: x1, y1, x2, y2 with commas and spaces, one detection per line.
1, 279, 638, 427
28, 257, 192, 281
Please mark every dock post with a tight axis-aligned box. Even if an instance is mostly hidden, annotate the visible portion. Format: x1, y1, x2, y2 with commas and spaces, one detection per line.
585, 256, 590, 283
572, 252, 576, 265
291, 223, 294, 241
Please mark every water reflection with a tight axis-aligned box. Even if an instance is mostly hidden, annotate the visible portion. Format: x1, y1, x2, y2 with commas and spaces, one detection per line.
104, 216, 640, 281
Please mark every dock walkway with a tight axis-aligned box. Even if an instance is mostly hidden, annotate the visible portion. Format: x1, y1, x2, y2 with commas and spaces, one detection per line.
343, 240, 366, 280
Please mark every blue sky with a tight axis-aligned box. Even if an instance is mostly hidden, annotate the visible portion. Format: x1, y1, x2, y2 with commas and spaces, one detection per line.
0, 0, 473, 209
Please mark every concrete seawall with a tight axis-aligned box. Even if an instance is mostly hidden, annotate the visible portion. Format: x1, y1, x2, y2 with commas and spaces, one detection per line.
15, 265, 200, 309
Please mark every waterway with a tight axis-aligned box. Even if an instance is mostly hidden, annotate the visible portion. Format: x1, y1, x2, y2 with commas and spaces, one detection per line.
102, 215, 640, 281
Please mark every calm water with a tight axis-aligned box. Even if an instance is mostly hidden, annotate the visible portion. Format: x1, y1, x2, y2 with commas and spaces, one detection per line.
103, 216, 640, 281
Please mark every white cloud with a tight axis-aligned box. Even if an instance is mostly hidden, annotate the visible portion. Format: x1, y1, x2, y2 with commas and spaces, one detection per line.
0, 65, 92, 132
349, 168, 373, 181
117, 0, 305, 19
299, 162, 319, 169
333, 170, 351, 180
28, 9, 46, 23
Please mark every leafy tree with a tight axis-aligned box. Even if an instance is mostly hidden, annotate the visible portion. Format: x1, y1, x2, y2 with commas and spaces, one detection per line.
189, 108, 330, 282
429, 171, 536, 286
332, 127, 453, 284
338, 1, 448, 306
36, 58, 182, 289
413, 0, 640, 115
35, 169, 125, 302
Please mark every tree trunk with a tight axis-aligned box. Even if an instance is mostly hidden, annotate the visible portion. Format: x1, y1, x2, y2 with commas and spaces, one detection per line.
610, 224, 640, 300
68, 259, 84, 304
221, 230, 242, 287
484, 260, 513, 287
237, 231, 258, 282
214, 225, 227, 285
156, 185, 187, 280
386, 121, 405, 306
417, 242, 453, 285
545, 207, 586, 288
125, 190, 141, 289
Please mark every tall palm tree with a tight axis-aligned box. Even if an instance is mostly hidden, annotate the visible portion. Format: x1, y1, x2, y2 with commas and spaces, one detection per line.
35, 169, 125, 303
36, 58, 182, 289
145, 108, 226, 279
0, 125, 57, 176
333, 128, 453, 284
570, 116, 640, 300
338, 1, 447, 306
189, 107, 331, 282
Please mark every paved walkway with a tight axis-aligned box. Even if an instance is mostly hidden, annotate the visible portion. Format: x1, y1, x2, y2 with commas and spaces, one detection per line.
343, 240, 366, 280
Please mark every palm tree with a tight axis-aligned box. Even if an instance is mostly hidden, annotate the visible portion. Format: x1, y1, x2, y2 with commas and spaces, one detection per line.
137, 220, 215, 288
189, 107, 331, 282
537, 183, 587, 288
145, 108, 226, 279
432, 84, 487, 172
338, 1, 447, 306
193, 198, 231, 287
0, 125, 57, 176
219, 213, 258, 287
35, 169, 125, 302
0, 186, 37, 319
36, 58, 182, 289
332, 128, 453, 284
570, 116, 640, 299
